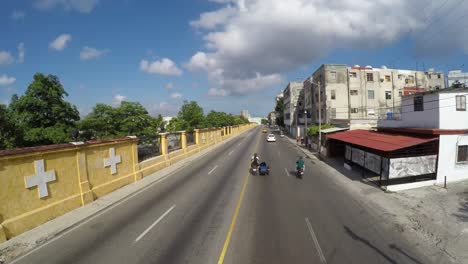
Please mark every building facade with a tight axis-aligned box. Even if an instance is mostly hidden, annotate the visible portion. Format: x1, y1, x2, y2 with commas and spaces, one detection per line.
283, 82, 304, 137
306, 64, 446, 126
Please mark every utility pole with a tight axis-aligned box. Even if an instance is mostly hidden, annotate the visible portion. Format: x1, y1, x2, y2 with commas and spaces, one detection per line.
318, 80, 322, 156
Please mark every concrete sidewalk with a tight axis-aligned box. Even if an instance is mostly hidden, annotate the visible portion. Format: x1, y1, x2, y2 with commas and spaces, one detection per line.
0, 129, 254, 264
284, 136, 468, 264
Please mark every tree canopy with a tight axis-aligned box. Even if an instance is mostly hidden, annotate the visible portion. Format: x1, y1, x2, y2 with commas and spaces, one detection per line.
79, 101, 162, 140
9, 73, 80, 146
274, 97, 285, 127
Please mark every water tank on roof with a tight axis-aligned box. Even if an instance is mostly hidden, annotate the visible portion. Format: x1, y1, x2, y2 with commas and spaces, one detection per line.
428, 68, 435, 72
365, 65, 372, 69
381, 65, 387, 69
354, 65, 360, 68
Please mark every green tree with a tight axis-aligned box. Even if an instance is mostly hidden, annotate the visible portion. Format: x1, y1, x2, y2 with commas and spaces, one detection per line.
275, 97, 285, 127
204, 111, 232, 127
307, 124, 334, 137
261, 119, 268, 125
0, 104, 21, 149
177, 101, 205, 131
79, 101, 160, 139
166, 117, 187, 132
10, 73, 80, 146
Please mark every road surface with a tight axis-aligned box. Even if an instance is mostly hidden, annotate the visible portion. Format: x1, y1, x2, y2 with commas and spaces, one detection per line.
11, 127, 432, 264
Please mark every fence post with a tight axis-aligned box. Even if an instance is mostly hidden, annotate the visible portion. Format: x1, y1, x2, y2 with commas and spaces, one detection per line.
194, 129, 200, 145
160, 133, 168, 157
180, 131, 187, 154
76, 148, 94, 205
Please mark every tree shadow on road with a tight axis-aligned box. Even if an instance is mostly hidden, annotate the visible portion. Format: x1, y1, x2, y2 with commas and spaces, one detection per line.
452, 191, 468, 222
343, 226, 424, 264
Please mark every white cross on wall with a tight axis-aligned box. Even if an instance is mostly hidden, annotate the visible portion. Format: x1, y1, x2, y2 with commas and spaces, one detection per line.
24, 160, 56, 199
104, 147, 121, 175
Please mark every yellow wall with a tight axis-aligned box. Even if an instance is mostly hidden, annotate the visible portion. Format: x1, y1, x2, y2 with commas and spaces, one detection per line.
0, 124, 256, 242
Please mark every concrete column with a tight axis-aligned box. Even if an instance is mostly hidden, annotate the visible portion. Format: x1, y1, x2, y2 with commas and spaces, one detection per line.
194, 129, 200, 145
224, 127, 228, 136
160, 133, 169, 156
76, 149, 94, 205
127, 136, 142, 182
0, 223, 6, 242
180, 131, 187, 153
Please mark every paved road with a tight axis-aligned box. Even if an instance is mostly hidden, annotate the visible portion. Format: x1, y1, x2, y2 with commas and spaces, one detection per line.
11, 127, 432, 264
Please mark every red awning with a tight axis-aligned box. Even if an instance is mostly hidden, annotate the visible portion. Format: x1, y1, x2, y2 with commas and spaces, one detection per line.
327, 129, 438, 152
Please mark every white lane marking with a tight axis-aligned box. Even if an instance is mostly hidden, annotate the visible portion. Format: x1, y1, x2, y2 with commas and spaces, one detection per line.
208, 165, 218, 175
284, 168, 290, 177
134, 205, 176, 243
228, 150, 234, 156
305, 217, 327, 264
237, 142, 242, 147
278, 151, 280, 157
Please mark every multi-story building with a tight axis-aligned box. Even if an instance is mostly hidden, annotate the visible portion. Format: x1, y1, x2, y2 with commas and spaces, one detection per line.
240, 110, 250, 119
282, 82, 303, 136
448, 70, 468, 87
305, 64, 446, 127
268, 112, 277, 126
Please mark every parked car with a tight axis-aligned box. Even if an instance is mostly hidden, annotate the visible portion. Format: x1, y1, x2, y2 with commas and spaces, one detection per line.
267, 134, 276, 142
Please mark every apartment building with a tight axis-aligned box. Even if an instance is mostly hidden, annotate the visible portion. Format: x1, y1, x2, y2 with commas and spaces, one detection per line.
283, 82, 304, 136
448, 70, 468, 87
306, 64, 446, 125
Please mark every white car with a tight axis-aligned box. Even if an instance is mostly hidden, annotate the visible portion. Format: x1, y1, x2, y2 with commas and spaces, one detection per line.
267, 134, 276, 142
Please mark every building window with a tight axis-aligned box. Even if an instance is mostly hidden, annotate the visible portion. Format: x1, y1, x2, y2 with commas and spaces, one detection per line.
331, 108, 336, 118
350, 90, 358, 96
351, 108, 359, 113
285, 113, 291, 119
405, 76, 414, 84
366, 73, 374, 81
331, 90, 336, 100
385, 91, 392, 100
456, 95, 466, 111
385, 75, 391, 82
368, 90, 375, 99
350, 72, 357, 78
398, 91, 403, 97
438, 74, 442, 79
457, 145, 468, 163
398, 74, 403, 79
329, 71, 337, 81
414, 96, 424, 111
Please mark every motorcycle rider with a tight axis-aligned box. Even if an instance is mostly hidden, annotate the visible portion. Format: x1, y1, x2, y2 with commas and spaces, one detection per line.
251, 153, 260, 169
296, 156, 305, 178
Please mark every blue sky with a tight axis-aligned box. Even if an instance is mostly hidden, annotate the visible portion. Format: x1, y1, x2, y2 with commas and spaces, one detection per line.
1, 0, 468, 117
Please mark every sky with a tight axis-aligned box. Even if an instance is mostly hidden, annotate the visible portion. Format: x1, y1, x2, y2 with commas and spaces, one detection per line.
2, 0, 468, 117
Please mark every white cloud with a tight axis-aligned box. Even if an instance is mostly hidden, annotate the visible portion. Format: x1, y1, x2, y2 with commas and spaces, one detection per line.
0, 74, 16, 87
11, 10, 26, 20
80, 46, 110, 60
170, 92, 183, 99
35, 0, 99, 13
150, 101, 180, 116
165, 82, 174, 90
140, 58, 183, 76
0, 51, 14, 66
49, 34, 72, 51
17, 43, 25, 63
113, 94, 126, 106
188, 0, 454, 96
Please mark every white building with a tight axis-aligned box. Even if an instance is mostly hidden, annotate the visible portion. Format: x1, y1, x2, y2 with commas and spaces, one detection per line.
305, 64, 446, 127
282, 82, 304, 137
240, 110, 250, 119
378, 88, 468, 188
448, 70, 468, 88
248, 117, 263, 125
